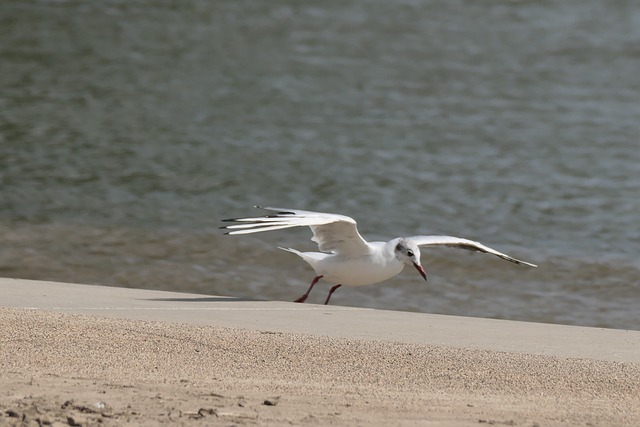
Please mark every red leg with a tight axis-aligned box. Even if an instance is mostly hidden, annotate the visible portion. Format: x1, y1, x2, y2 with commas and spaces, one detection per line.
324, 284, 342, 305
294, 275, 323, 303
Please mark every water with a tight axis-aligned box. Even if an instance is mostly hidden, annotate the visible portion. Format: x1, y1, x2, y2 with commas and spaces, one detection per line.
1, 0, 639, 330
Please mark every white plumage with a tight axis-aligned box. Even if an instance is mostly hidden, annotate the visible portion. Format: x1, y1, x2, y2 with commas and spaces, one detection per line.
222, 206, 537, 304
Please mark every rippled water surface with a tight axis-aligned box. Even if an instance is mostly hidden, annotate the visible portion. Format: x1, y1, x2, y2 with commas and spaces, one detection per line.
1, 0, 639, 329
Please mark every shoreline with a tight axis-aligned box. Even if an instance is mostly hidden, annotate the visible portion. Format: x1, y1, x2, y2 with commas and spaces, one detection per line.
1, 278, 639, 425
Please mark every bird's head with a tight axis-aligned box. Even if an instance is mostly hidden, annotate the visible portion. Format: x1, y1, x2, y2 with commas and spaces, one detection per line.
394, 239, 427, 281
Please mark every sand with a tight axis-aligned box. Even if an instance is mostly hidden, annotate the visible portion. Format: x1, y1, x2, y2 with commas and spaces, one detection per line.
1, 307, 639, 426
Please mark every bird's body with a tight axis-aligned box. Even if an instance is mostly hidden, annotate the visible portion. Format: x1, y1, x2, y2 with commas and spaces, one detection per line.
222, 206, 537, 304
281, 241, 403, 287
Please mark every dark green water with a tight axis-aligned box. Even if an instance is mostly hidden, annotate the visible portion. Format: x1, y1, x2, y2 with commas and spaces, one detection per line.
1, 0, 639, 329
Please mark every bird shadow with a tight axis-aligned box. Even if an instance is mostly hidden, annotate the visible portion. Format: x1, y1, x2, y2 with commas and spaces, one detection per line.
142, 296, 263, 303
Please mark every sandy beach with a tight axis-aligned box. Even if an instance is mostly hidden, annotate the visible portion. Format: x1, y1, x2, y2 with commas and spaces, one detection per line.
1, 305, 639, 426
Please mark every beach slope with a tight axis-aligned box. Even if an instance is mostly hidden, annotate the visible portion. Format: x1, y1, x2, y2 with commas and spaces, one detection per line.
1, 278, 639, 426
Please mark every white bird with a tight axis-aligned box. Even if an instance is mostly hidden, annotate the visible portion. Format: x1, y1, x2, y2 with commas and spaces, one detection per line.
222, 206, 537, 305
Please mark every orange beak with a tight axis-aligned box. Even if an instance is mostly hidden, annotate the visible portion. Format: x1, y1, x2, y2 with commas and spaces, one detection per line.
413, 262, 427, 281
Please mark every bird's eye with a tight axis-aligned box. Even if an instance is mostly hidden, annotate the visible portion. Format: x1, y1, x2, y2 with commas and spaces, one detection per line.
407, 250, 414, 257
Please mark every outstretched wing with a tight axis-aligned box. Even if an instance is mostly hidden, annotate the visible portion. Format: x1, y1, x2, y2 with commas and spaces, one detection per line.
222, 206, 370, 256
407, 235, 537, 267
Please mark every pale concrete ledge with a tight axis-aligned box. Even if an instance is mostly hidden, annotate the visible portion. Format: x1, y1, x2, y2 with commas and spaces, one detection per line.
2, 277, 638, 363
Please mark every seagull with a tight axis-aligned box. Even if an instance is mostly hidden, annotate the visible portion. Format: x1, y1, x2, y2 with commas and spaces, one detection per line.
221, 206, 537, 305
